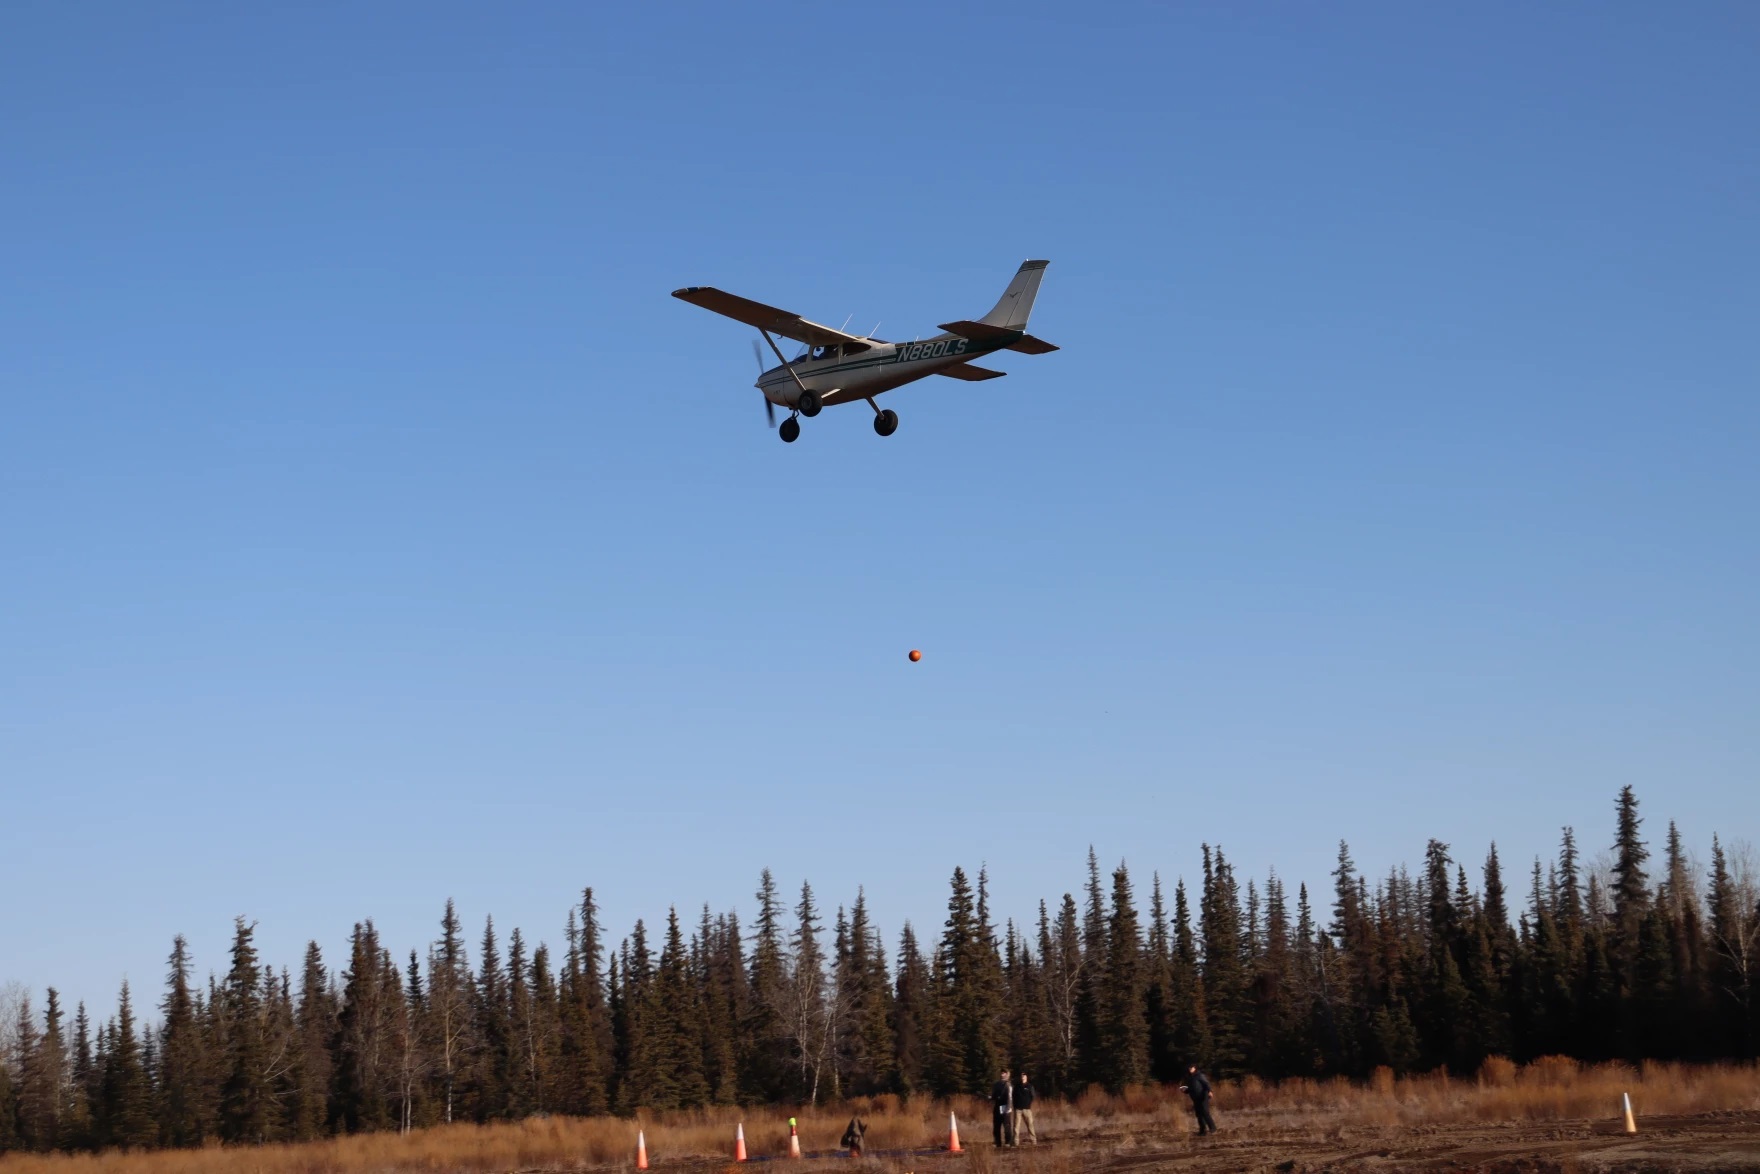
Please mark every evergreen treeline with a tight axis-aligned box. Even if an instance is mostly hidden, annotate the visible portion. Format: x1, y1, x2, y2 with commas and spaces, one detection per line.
2, 786, 1756, 1154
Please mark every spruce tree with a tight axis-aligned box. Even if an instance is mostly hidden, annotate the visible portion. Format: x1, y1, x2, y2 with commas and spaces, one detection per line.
1659, 822, 1707, 1056
786, 881, 830, 1102
892, 921, 930, 1093
969, 868, 1008, 1087
1143, 876, 1178, 1083
1634, 904, 1679, 1059
1099, 863, 1148, 1090
1073, 849, 1107, 1088
1289, 883, 1324, 1074
473, 916, 510, 1120
613, 921, 653, 1112
397, 950, 427, 1132
558, 890, 611, 1115
333, 922, 392, 1133
505, 929, 532, 1118
426, 900, 472, 1125
842, 889, 895, 1095
103, 982, 156, 1148
1256, 873, 1297, 1076
1419, 841, 1471, 1070
699, 909, 746, 1104
290, 942, 333, 1141
68, 1002, 94, 1150
928, 866, 998, 1095
1042, 893, 1084, 1092
1608, 787, 1651, 1056
605, 950, 626, 1110
1611, 786, 1651, 976
654, 908, 709, 1108
1200, 846, 1248, 1075
1170, 879, 1211, 1070
218, 919, 269, 1143
157, 936, 206, 1146
12, 992, 44, 1151
743, 869, 789, 1102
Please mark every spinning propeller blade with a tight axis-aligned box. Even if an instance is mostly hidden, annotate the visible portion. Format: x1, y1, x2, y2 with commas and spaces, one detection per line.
752, 339, 775, 427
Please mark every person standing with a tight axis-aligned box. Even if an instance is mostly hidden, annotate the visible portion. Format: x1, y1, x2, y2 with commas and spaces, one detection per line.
1013, 1072, 1038, 1144
991, 1068, 1014, 1147
1181, 1063, 1217, 1135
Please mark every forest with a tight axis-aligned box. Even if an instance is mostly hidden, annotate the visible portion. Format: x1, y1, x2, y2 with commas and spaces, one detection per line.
1, 785, 1755, 1155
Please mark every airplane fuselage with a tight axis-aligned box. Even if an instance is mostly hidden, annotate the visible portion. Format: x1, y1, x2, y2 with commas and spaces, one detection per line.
755, 332, 1014, 409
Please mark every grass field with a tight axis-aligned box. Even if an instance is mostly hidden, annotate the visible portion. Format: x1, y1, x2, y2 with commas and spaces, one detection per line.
2, 1059, 1757, 1173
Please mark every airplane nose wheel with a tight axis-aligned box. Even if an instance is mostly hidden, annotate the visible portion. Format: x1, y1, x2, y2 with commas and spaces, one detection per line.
779, 416, 801, 444
873, 409, 898, 437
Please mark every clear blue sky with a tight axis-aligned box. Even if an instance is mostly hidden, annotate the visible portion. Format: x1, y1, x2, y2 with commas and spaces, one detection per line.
4, 3, 1755, 1018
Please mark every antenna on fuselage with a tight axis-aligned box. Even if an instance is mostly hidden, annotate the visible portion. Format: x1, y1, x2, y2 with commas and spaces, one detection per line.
870, 322, 881, 337
839, 314, 854, 334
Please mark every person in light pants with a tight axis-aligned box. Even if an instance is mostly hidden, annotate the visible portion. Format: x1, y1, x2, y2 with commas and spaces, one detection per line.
1013, 1072, 1038, 1144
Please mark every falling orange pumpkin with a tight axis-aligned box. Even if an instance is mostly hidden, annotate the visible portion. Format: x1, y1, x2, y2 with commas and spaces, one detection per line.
908, 649, 922, 662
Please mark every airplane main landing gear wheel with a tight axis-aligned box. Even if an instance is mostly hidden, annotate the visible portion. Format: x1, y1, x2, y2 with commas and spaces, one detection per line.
873, 409, 898, 437
779, 416, 801, 444
797, 390, 822, 417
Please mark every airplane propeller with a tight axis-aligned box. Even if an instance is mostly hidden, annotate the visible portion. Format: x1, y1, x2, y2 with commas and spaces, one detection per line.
751, 339, 775, 427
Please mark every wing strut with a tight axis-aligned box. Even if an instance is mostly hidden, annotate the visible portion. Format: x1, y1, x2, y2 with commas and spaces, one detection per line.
758, 329, 812, 403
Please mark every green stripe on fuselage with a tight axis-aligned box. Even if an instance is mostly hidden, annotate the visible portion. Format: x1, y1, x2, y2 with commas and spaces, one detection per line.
759, 335, 1012, 389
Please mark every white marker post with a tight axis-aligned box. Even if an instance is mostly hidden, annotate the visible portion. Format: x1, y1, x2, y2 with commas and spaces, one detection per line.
1622, 1092, 1637, 1134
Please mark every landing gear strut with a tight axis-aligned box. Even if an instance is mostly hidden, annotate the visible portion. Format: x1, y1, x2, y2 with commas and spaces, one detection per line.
779, 415, 800, 444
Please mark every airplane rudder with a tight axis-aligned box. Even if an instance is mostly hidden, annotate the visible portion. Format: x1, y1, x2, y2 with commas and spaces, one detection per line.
979, 259, 1050, 330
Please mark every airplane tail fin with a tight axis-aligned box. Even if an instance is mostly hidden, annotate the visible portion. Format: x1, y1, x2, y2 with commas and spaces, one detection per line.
978, 260, 1049, 330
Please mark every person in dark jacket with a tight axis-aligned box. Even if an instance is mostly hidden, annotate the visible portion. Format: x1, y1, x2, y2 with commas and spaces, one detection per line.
1013, 1072, 1038, 1144
1181, 1063, 1217, 1135
840, 1116, 867, 1156
991, 1068, 1014, 1146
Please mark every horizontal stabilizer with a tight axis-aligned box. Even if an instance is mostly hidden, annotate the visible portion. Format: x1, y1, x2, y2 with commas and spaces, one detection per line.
937, 362, 1007, 381
937, 319, 1018, 342
1006, 334, 1059, 355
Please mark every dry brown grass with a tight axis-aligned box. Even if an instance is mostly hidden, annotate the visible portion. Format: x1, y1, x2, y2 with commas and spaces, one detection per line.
2, 1061, 1755, 1174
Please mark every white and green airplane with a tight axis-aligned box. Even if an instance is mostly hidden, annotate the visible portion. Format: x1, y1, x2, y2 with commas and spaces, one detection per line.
673, 260, 1057, 443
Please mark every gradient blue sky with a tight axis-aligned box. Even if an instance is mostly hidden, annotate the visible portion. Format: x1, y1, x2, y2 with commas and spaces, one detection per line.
4, 2, 1756, 1017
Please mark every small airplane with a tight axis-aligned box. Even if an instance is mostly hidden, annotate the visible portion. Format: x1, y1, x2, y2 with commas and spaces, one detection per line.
672, 260, 1058, 443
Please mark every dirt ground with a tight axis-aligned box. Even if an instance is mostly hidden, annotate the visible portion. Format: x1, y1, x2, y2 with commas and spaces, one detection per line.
955, 1110, 1760, 1173
681, 1111, 1760, 1174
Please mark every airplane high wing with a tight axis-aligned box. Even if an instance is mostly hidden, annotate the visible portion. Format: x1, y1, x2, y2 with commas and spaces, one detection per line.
671, 286, 869, 350
672, 260, 1056, 444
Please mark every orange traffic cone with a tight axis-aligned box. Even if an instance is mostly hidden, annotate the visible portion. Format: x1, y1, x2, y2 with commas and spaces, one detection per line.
947, 1111, 962, 1153
636, 1129, 649, 1170
735, 1122, 748, 1161
1623, 1092, 1637, 1134
789, 1117, 802, 1158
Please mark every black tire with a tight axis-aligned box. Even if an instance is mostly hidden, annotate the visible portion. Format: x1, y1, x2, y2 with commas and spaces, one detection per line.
798, 391, 822, 418
779, 417, 800, 443
873, 409, 898, 437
